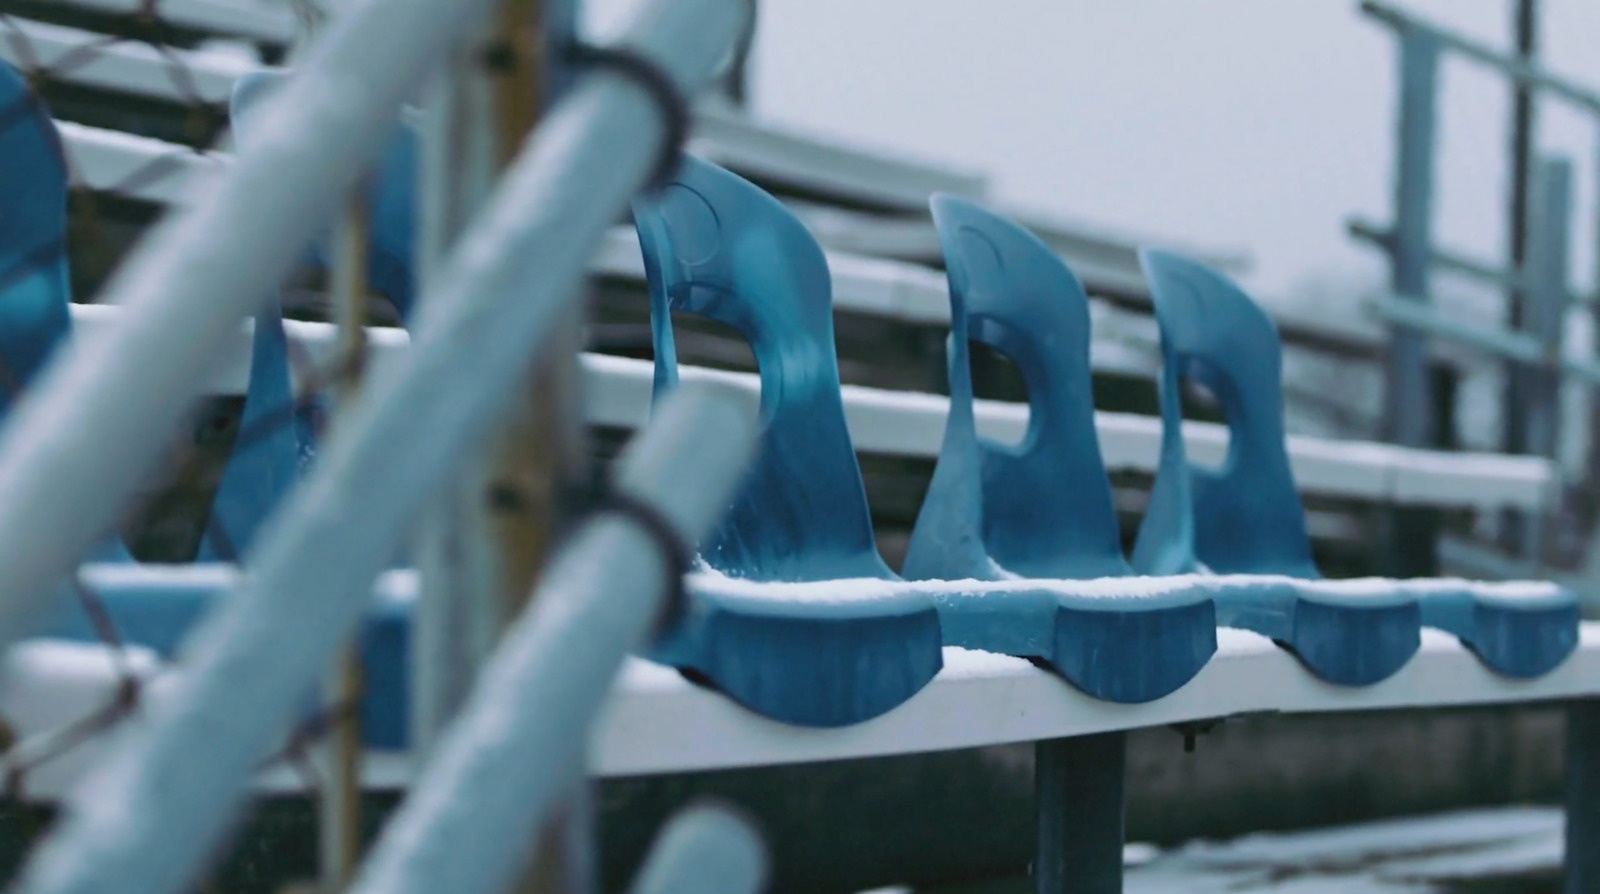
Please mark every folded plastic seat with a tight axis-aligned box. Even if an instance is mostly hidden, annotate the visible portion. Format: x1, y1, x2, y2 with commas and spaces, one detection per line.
1130, 250, 1576, 681
901, 196, 1216, 703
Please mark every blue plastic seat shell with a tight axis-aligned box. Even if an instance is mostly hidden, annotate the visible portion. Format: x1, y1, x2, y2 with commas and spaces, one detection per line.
632, 155, 944, 727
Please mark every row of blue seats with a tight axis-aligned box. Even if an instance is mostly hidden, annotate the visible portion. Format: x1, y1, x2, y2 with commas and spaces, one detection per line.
0, 64, 1579, 745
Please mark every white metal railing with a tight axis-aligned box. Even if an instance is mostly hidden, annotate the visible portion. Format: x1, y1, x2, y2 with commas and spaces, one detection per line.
0, 3, 754, 894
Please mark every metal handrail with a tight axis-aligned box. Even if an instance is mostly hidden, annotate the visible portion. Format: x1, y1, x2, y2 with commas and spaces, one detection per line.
1360, 0, 1600, 112
5, 0, 750, 891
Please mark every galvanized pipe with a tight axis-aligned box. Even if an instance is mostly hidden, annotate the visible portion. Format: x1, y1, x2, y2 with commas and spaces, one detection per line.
624, 804, 769, 894
346, 385, 757, 894
7, 0, 747, 891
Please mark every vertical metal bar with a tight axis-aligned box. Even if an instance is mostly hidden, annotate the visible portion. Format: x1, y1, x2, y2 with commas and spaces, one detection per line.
1517, 157, 1574, 564
1584, 143, 1600, 549
1499, 0, 1540, 556
1384, 28, 1441, 448
1566, 700, 1600, 894
1503, 0, 1540, 451
410, 8, 505, 756
1035, 733, 1126, 894
1381, 28, 1443, 577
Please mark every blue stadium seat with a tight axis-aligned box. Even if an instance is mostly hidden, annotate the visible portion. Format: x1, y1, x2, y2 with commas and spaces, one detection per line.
1131, 250, 1576, 681
635, 155, 944, 726
902, 196, 1215, 703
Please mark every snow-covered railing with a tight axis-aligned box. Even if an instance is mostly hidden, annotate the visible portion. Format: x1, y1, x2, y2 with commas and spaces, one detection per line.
0, 1, 762, 894
64, 304, 1560, 512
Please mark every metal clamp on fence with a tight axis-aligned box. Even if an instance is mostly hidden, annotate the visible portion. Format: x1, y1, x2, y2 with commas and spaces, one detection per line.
561, 40, 689, 190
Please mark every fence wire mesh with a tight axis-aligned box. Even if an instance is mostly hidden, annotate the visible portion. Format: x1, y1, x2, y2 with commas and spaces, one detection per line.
0, 0, 375, 875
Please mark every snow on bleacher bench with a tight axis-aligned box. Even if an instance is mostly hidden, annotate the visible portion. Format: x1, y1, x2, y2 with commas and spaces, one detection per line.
4, 572, 1597, 798
64, 304, 1560, 511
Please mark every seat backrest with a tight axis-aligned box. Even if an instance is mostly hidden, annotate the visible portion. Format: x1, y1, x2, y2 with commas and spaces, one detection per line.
633, 155, 892, 583
0, 62, 74, 417
904, 196, 1128, 581
1, 63, 133, 562
231, 70, 416, 324
196, 72, 332, 560
1131, 249, 1319, 579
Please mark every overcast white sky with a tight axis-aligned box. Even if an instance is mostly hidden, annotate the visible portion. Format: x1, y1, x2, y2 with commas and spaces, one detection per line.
593, 0, 1600, 308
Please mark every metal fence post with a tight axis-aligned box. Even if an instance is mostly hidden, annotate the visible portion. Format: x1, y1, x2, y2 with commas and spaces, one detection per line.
1502, 0, 1540, 453
1035, 733, 1126, 894
1567, 700, 1600, 894
1512, 156, 1574, 562
1585, 142, 1600, 536
1381, 27, 1442, 577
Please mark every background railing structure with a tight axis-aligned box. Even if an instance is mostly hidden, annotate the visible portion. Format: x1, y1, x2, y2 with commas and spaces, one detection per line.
1354, 0, 1600, 586
0, 2, 1595, 894
2, 0, 1572, 583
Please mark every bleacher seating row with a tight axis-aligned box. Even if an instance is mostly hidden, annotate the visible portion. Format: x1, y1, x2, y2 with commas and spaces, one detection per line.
0, 60, 1592, 759
49, 127, 1559, 511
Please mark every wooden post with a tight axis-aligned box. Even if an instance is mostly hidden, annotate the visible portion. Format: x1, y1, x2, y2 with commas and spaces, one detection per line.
412, 0, 590, 892
318, 197, 370, 891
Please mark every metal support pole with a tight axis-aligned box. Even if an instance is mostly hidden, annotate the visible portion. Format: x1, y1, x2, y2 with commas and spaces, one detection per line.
410, 8, 507, 754
1035, 733, 1126, 894
1382, 28, 1442, 577
5, 1, 747, 890
1567, 700, 1600, 894
1502, 0, 1540, 455
1500, 0, 1540, 557
1515, 157, 1574, 563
